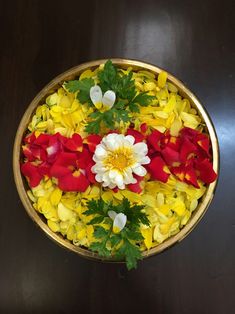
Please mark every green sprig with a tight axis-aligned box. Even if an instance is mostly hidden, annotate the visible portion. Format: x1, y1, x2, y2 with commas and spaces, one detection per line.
84, 198, 150, 270
64, 60, 155, 134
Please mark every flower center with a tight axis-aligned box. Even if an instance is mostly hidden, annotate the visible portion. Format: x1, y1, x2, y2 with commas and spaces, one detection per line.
104, 148, 135, 172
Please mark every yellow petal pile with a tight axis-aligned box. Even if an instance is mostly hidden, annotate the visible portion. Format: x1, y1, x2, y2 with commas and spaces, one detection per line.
28, 174, 206, 250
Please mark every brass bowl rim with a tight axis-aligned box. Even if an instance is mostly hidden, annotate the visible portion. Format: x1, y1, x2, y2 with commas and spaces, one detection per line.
13, 58, 220, 262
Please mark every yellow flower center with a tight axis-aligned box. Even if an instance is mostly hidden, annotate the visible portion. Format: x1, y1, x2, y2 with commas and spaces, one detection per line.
104, 148, 135, 172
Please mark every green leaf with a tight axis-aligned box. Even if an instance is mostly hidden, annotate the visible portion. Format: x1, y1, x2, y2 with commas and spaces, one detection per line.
129, 102, 140, 113
98, 60, 118, 92
125, 228, 144, 241
116, 72, 136, 100
102, 110, 115, 129
93, 226, 109, 239
110, 234, 122, 247
84, 199, 106, 216
64, 78, 94, 104
90, 242, 111, 257
85, 119, 101, 134
115, 99, 126, 110
112, 108, 130, 123
88, 215, 105, 225
130, 92, 155, 107
86, 197, 149, 270
115, 238, 142, 270
63, 80, 81, 93
121, 198, 150, 227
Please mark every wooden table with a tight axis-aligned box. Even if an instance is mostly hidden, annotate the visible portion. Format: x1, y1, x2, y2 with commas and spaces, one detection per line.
0, 0, 234, 313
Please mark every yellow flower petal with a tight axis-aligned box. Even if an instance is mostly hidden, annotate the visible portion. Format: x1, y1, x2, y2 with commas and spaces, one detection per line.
158, 71, 168, 88
141, 228, 153, 249
47, 220, 60, 232
50, 188, 62, 206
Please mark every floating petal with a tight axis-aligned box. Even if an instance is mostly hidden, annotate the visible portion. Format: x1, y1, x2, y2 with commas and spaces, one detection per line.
90, 85, 102, 106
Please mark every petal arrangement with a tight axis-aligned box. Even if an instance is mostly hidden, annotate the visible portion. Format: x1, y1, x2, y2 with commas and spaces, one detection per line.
21, 60, 217, 269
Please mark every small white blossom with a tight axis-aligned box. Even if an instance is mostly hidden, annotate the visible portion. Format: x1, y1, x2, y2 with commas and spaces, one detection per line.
90, 85, 116, 109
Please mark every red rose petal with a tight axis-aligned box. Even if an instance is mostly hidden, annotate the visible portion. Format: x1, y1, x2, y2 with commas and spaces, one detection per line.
147, 156, 169, 183
128, 175, 143, 194
50, 152, 78, 179
180, 127, 199, 141
52, 152, 77, 168
21, 162, 43, 187
84, 134, 102, 153
180, 138, 198, 162
161, 146, 180, 166
161, 132, 170, 148
50, 153, 75, 179
50, 164, 72, 178
38, 162, 51, 177
24, 132, 36, 145
30, 146, 47, 161
184, 167, 200, 188
76, 148, 93, 169
140, 123, 148, 134
86, 162, 96, 183
147, 130, 163, 152
126, 128, 145, 143
166, 136, 181, 152
58, 171, 90, 192
195, 159, 217, 184
128, 182, 142, 193
46, 141, 63, 163
33, 133, 50, 148
195, 134, 210, 156
22, 145, 36, 161
171, 165, 186, 182
64, 133, 83, 152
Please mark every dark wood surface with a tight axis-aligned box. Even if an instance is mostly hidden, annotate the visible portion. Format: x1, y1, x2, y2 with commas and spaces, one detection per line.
0, 0, 234, 313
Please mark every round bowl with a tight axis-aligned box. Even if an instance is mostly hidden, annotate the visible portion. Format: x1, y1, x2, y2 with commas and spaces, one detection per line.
13, 58, 219, 262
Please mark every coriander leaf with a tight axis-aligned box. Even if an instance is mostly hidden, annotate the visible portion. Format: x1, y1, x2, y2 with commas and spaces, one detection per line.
125, 228, 144, 241
85, 197, 149, 270
88, 215, 105, 225
90, 242, 111, 257
89, 111, 103, 119
90, 225, 112, 257
110, 234, 122, 247
115, 99, 126, 110
102, 110, 115, 129
63, 80, 81, 93
93, 226, 109, 239
130, 92, 155, 107
85, 119, 102, 134
121, 198, 150, 227
84, 199, 106, 216
112, 108, 130, 123
98, 60, 118, 92
128, 102, 140, 113
116, 72, 136, 100
115, 238, 142, 270
64, 78, 94, 104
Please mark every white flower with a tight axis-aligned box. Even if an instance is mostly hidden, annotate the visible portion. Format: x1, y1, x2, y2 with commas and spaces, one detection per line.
108, 210, 127, 233
91, 133, 150, 189
90, 85, 116, 110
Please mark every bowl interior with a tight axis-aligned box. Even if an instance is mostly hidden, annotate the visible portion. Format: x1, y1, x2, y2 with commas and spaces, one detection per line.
13, 59, 219, 261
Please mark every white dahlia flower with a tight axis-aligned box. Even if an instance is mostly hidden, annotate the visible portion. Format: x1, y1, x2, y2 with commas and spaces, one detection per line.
91, 133, 150, 189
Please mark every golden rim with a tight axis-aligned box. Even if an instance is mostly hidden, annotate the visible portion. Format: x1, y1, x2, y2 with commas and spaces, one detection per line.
13, 58, 220, 262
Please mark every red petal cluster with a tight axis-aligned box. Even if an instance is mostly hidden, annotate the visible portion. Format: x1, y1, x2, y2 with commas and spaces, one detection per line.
21, 132, 101, 192
146, 127, 217, 188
